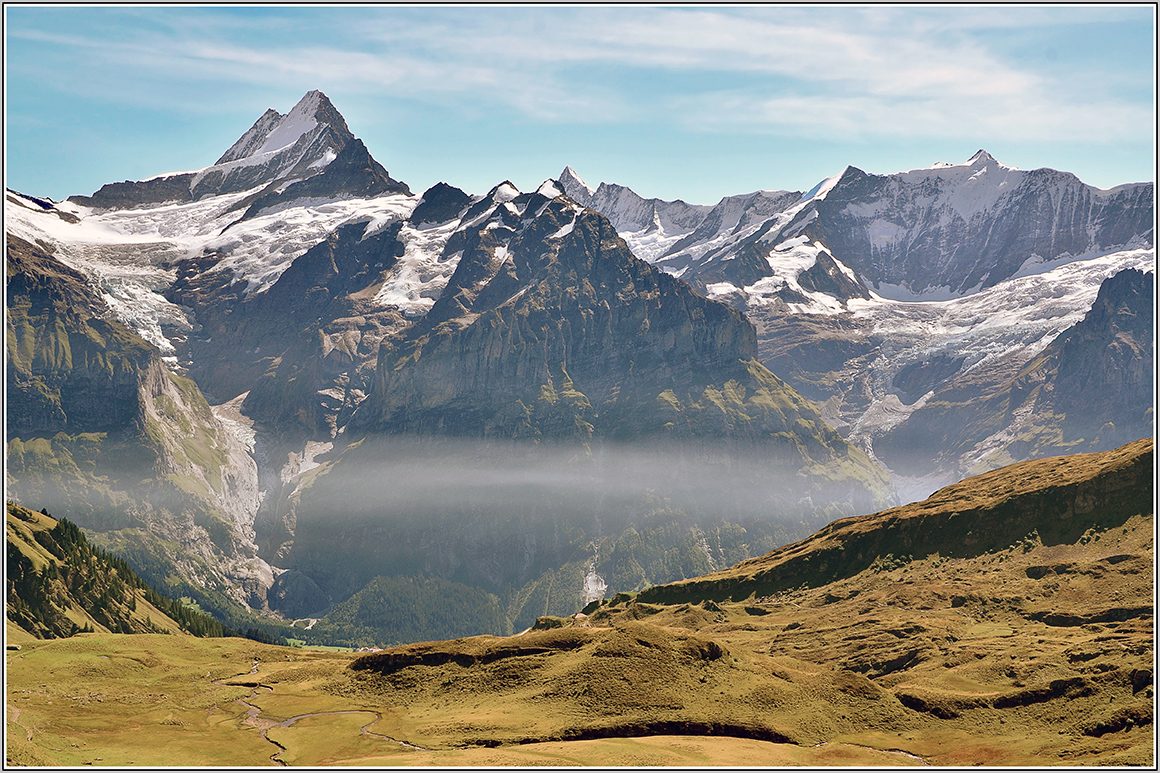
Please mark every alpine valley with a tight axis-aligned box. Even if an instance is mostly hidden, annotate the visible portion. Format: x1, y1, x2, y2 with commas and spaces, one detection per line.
5, 90, 1155, 651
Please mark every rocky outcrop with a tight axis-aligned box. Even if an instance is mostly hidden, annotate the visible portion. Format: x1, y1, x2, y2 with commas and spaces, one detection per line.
267, 570, 329, 618
795, 249, 872, 302
410, 182, 473, 226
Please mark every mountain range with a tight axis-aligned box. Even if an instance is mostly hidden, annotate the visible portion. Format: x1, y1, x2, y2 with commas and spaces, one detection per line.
5, 90, 1153, 643
562, 155, 1153, 497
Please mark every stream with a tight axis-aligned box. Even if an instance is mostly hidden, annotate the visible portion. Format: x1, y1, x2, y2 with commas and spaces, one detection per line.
214, 661, 430, 765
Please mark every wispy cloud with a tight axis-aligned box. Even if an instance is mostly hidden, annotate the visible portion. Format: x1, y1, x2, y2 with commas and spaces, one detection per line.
9, 5, 1151, 142
4, 5, 1152, 199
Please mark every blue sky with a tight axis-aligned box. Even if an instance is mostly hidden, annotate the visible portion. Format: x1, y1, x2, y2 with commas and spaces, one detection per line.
4, 5, 1155, 204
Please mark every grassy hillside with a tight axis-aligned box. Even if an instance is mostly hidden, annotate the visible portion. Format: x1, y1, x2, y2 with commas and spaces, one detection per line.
6, 440, 1153, 767
639, 436, 1153, 604
6, 501, 224, 639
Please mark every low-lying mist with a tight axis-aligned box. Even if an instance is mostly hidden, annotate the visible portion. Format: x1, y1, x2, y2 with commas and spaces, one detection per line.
302, 435, 875, 523
282, 435, 881, 610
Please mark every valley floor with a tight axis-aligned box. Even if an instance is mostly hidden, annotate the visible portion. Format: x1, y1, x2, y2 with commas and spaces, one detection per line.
6, 508, 1153, 767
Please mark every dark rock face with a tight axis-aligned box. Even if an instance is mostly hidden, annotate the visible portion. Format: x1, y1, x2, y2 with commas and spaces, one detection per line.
892, 355, 966, 406
267, 570, 329, 618
359, 190, 740, 438
166, 220, 409, 427
69, 91, 409, 213
796, 249, 872, 302
1049, 268, 1154, 446
411, 182, 473, 225
66, 173, 200, 211
6, 234, 158, 438
806, 156, 1154, 296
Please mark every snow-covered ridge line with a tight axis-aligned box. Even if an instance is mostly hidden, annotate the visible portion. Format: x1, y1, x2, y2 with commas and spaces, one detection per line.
597, 149, 1152, 302
7, 184, 420, 352
139, 169, 204, 182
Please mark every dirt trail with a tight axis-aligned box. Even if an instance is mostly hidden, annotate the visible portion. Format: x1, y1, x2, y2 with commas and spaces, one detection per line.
812, 741, 930, 766
8, 703, 34, 741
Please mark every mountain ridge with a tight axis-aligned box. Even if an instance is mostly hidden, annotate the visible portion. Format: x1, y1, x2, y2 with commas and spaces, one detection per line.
6, 500, 226, 638
571, 149, 1152, 306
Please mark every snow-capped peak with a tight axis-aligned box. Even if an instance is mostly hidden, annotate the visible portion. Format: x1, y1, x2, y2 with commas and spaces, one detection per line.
536, 179, 565, 199
558, 166, 597, 206
801, 168, 848, 202
252, 92, 323, 156
491, 181, 521, 203
214, 90, 334, 166
560, 166, 595, 198
966, 149, 995, 166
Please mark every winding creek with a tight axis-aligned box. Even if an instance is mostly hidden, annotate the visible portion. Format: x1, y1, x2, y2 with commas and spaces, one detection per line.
214, 661, 430, 765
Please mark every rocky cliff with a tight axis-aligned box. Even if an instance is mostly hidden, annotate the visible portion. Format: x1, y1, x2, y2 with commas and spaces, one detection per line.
5, 234, 270, 612
6, 234, 157, 437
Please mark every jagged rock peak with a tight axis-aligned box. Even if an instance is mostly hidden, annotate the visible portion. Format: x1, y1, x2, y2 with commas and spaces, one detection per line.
559, 165, 596, 204
69, 89, 409, 210
411, 182, 473, 226
216, 90, 350, 165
